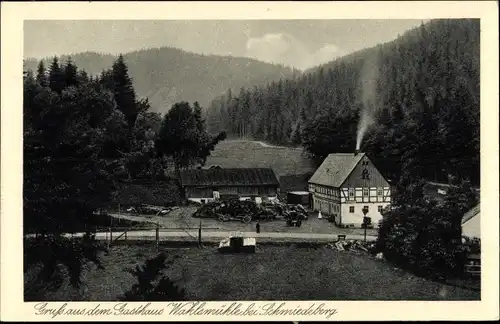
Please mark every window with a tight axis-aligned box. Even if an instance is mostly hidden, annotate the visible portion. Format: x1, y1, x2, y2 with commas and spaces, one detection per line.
377, 188, 383, 197
349, 206, 355, 213
378, 206, 383, 213
348, 189, 354, 199
363, 206, 369, 212
363, 188, 369, 197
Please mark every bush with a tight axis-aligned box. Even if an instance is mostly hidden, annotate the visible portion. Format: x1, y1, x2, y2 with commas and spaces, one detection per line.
24, 233, 107, 300
113, 179, 182, 207
376, 200, 467, 279
120, 252, 185, 301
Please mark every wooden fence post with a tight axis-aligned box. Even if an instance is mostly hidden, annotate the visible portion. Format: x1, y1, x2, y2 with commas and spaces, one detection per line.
156, 222, 160, 251
109, 227, 112, 242
125, 231, 127, 242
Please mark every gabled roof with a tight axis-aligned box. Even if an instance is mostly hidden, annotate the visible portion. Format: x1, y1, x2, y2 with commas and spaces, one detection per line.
179, 168, 279, 187
462, 204, 480, 225
308, 153, 366, 187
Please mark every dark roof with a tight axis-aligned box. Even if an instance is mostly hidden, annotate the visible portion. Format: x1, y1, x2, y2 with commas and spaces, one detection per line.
308, 153, 365, 187
462, 204, 480, 225
280, 173, 313, 193
179, 168, 279, 187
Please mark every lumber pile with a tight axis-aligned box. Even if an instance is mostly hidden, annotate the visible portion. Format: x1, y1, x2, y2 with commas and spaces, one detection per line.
326, 239, 374, 254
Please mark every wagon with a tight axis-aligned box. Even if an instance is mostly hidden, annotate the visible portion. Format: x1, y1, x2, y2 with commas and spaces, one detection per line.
217, 213, 252, 224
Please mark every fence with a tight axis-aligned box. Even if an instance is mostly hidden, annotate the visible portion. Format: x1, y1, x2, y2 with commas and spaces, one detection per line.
464, 253, 481, 277
100, 222, 221, 250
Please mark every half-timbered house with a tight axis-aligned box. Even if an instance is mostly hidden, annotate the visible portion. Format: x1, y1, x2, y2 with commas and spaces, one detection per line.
179, 168, 280, 204
308, 152, 391, 228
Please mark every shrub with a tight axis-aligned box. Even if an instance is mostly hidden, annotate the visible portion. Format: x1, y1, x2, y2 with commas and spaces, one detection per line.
120, 252, 185, 301
24, 233, 107, 300
376, 200, 467, 279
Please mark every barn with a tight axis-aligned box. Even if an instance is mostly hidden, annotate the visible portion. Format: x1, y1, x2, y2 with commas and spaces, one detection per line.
308, 152, 391, 228
179, 168, 280, 204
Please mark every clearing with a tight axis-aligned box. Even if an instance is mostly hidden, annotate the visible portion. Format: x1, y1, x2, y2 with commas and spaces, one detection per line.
31, 244, 480, 301
205, 140, 316, 177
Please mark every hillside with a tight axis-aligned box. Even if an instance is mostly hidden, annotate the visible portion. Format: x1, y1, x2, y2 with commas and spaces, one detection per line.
206, 19, 480, 184
204, 140, 316, 177
24, 47, 298, 114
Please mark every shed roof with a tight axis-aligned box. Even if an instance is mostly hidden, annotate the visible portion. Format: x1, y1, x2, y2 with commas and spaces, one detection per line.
308, 153, 365, 187
179, 168, 279, 187
462, 204, 480, 225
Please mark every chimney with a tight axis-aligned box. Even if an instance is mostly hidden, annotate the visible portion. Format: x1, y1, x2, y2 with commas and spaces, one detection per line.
354, 149, 359, 156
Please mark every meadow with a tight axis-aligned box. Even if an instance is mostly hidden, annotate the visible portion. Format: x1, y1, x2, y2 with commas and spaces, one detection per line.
29, 244, 480, 301
205, 140, 317, 177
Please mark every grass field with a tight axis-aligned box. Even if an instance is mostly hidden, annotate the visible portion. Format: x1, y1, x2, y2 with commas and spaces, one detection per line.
205, 140, 317, 177
31, 245, 480, 301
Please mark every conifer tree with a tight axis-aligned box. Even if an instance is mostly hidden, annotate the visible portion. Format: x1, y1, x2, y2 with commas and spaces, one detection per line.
64, 57, 79, 88
36, 61, 48, 87
111, 54, 137, 129
48, 57, 64, 93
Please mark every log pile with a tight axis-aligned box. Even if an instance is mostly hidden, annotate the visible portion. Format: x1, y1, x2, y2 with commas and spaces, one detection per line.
326, 240, 374, 254
192, 199, 308, 223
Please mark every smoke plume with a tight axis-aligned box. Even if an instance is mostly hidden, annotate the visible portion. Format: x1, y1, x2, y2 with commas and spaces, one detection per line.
356, 109, 375, 151
356, 55, 379, 151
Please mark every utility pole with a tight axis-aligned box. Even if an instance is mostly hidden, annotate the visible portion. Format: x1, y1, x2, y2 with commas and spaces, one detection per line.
155, 221, 160, 251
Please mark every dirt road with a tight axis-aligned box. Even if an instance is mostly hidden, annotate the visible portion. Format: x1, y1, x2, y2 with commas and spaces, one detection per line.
61, 230, 377, 243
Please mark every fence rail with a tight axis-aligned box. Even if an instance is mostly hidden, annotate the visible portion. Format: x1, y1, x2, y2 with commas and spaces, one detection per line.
103, 223, 216, 249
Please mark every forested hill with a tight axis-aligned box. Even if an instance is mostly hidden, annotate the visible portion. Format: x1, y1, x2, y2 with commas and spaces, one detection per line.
24, 47, 298, 114
206, 19, 480, 185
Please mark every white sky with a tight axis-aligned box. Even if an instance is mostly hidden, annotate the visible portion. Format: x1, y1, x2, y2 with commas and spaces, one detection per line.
24, 20, 425, 70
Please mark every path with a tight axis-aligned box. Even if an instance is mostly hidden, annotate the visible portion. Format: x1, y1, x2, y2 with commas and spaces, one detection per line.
52, 230, 377, 243
224, 139, 291, 149
252, 140, 281, 148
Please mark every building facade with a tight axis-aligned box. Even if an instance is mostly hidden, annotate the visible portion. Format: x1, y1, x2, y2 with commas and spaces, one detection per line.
308, 152, 391, 228
179, 168, 280, 204
462, 204, 480, 239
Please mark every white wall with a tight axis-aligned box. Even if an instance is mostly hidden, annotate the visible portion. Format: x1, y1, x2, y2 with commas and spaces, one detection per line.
462, 213, 480, 239
340, 202, 390, 228
188, 197, 216, 204
188, 195, 277, 205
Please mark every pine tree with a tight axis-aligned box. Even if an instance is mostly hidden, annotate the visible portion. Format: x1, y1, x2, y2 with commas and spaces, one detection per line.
36, 61, 48, 87
76, 70, 89, 84
64, 57, 79, 88
193, 101, 204, 133
48, 57, 64, 93
112, 54, 137, 129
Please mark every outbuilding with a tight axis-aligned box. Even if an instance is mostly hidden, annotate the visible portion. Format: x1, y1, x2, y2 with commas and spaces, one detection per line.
179, 168, 280, 204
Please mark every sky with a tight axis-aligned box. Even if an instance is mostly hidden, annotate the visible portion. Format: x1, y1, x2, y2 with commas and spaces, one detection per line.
24, 20, 425, 70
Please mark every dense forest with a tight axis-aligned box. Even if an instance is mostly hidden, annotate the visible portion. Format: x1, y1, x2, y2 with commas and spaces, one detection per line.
24, 47, 298, 115
24, 55, 225, 233
24, 54, 225, 298
206, 19, 480, 185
